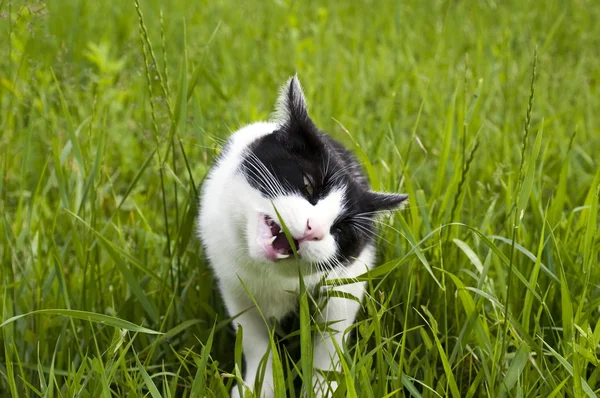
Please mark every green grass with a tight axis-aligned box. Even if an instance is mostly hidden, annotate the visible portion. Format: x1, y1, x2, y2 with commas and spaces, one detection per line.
1, 0, 599, 396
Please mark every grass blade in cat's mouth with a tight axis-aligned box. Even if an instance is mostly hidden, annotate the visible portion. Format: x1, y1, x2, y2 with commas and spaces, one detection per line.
261, 214, 299, 260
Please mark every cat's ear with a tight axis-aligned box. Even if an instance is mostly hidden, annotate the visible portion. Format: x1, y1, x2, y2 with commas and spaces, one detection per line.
366, 192, 408, 212
273, 75, 317, 140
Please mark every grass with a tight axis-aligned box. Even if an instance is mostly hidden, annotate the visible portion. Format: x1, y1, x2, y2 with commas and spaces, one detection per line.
1, 0, 599, 396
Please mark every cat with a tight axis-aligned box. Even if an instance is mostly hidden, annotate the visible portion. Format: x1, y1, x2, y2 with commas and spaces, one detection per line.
197, 76, 407, 398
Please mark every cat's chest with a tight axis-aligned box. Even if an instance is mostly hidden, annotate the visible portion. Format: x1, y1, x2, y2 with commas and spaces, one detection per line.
223, 269, 321, 320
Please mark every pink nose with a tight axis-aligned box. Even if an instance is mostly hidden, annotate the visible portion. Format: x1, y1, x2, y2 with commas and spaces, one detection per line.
304, 219, 325, 241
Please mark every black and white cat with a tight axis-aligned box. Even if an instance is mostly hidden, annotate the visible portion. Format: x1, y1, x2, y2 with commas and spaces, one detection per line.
197, 76, 407, 397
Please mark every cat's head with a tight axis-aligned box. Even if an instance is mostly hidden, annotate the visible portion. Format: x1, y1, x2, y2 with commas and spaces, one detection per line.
240, 76, 407, 271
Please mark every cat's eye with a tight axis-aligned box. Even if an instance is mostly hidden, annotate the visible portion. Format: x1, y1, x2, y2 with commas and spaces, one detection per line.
303, 175, 314, 196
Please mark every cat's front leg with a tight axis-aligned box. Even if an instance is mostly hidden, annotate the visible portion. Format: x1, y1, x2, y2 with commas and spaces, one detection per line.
311, 278, 366, 398
221, 287, 274, 398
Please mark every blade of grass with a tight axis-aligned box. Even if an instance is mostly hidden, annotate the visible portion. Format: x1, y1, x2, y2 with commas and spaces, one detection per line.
298, 268, 313, 397
500, 343, 529, 395
190, 322, 216, 397
66, 211, 160, 323
270, 330, 286, 398
50, 68, 86, 175
422, 306, 460, 398
0, 309, 162, 334
133, 348, 162, 398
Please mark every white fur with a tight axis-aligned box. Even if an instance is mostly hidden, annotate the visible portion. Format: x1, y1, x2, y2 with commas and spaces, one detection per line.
198, 87, 375, 398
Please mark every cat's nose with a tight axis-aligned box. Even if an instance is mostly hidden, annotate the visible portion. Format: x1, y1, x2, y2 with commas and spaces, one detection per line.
304, 219, 325, 241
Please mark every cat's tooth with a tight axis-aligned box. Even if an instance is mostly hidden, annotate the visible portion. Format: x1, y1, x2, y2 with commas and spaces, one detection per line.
276, 253, 289, 259
267, 236, 277, 245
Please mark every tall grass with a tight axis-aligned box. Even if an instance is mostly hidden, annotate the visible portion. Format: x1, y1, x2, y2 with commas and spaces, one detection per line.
1, 0, 599, 396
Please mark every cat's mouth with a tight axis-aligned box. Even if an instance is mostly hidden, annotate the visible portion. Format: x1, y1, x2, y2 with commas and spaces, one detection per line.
259, 214, 299, 261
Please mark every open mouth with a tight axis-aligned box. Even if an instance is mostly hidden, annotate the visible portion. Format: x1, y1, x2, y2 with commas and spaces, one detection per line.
260, 214, 299, 260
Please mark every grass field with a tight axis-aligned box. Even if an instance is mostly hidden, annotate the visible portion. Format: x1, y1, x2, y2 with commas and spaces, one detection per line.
1, 0, 600, 396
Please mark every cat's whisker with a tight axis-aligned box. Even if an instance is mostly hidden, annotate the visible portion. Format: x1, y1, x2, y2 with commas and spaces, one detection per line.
246, 152, 283, 196
328, 165, 351, 185
373, 220, 405, 236
196, 134, 229, 149
249, 163, 285, 198
347, 221, 392, 245
349, 225, 376, 235
321, 153, 332, 184
244, 153, 287, 197
243, 160, 275, 193
192, 143, 229, 151
331, 259, 375, 305
356, 217, 401, 238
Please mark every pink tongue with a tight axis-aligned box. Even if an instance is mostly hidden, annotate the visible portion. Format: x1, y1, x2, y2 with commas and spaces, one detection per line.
272, 233, 297, 254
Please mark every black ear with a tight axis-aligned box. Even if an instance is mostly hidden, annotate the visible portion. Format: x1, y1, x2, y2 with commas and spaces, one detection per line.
274, 75, 309, 126
366, 192, 408, 212
273, 76, 319, 144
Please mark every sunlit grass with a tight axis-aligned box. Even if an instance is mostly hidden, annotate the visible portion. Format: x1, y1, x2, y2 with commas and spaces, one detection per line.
1, 0, 599, 396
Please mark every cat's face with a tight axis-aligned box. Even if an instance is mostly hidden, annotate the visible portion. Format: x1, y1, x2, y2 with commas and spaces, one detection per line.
239, 77, 407, 271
